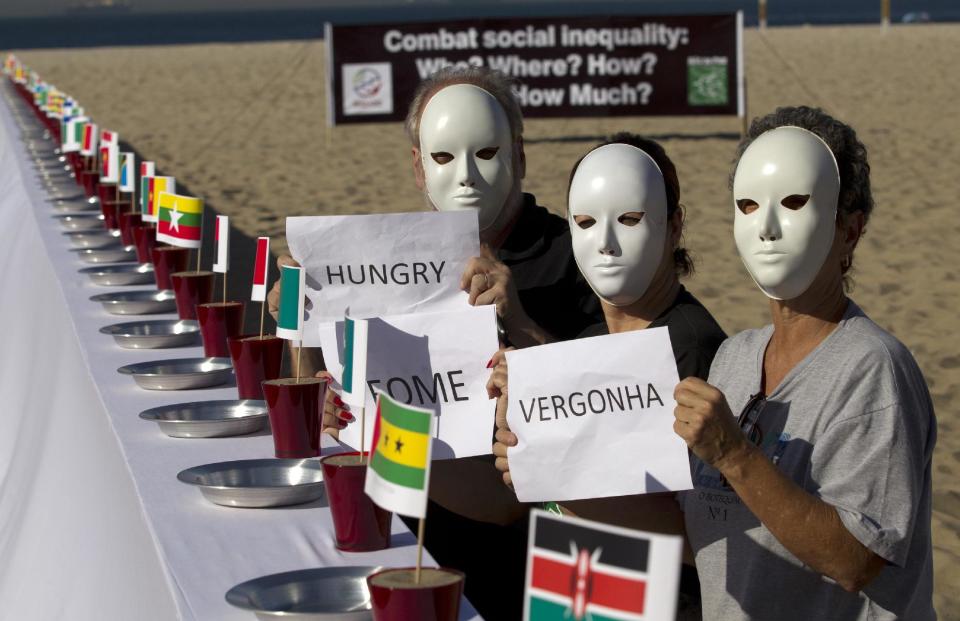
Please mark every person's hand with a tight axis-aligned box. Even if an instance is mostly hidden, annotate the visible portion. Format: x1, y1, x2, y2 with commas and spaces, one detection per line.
673, 377, 751, 471
266, 255, 300, 322
317, 370, 353, 438
461, 244, 524, 324
487, 347, 517, 488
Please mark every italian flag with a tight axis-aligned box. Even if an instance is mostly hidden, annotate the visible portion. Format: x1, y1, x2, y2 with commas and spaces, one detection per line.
156, 192, 203, 249
250, 236, 270, 302
62, 117, 87, 153
276, 265, 305, 341
341, 312, 368, 408
144, 176, 175, 223
364, 392, 434, 519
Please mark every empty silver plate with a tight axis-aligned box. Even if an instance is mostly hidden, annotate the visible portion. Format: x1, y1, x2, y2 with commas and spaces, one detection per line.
51, 199, 99, 212
55, 213, 105, 231
100, 319, 200, 349
80, 263, 155, 286
178, 459, 325, 508
225, 566, 380, 620
90, 289, 176, 315
64, 229, 121, 249
117, 357, 233, 390
71, 246, 138, 264
139, 399, 268, 438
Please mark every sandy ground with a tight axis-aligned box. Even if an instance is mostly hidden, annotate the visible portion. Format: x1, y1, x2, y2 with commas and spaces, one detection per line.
12, 22, 960, 617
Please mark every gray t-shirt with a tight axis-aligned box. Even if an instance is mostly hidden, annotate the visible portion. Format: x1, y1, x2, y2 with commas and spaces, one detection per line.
682, 301, 936, 620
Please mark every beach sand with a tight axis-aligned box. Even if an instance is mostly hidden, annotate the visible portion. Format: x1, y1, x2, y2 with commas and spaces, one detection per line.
13, 22, 960, 617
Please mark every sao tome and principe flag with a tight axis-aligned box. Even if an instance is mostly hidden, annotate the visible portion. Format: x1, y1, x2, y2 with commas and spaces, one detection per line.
341, 311, 369, 408
156, 192, 203, 249
276, 264, 306, 341
213, 215, 229, 273
119, 152, 135, 193
364, 391, 434, 519
80, 122, 98, 156
524, 510, 683, 621
143, 176, 175, 223
250, 236, 270, 302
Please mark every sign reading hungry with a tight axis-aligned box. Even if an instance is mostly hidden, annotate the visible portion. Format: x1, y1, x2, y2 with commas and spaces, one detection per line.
319, 305, 498, 459
506, 327, 693, 502
286, 210, 479, 345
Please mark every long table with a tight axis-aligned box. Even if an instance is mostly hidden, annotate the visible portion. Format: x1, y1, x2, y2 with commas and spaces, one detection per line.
0, 82, 479, 621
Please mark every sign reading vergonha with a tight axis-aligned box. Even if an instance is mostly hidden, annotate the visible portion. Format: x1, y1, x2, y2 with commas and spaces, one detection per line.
325, 12, 744, 125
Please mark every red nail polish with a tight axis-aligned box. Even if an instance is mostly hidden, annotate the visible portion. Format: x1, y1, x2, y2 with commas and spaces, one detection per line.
486, 357, 495, 368
341, 412, 354, 422
333, 395, 343, 406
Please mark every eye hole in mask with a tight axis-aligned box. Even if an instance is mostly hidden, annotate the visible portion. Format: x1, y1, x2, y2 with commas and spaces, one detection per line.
475, 146, 500, 160
736, 198, 760, 214
780, 194, 810, 210
573, 215, 595, 229
617, 212, 645, 226
431, 152, 453, 165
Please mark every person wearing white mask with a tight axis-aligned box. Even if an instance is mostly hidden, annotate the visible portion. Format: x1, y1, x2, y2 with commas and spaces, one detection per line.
672, 107, 935, 620
490, 133, 726, 618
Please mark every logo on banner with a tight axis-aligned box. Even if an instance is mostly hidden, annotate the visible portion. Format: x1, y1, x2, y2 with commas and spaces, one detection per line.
687, 56, 729, 106
342, 62, 393, 115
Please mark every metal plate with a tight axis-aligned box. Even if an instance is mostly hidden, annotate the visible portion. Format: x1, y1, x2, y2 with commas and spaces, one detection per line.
178, 459, 325, 508
99, 319, 200, 349
71, 246, 138, 264
225, 566, 380, 620
90, 289, 177, 315
80, 263, 155, 286
50, 198, 99, 212
64, 229, 121, 249
54, 213, 105, 231
139, 399, 268, 438
117, 357, 233, 390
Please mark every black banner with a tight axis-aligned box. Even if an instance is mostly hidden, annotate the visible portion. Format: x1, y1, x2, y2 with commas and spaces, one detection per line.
326, 13, 743, 125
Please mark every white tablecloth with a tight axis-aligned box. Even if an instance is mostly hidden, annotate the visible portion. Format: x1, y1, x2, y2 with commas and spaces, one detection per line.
0, 83, 479, 621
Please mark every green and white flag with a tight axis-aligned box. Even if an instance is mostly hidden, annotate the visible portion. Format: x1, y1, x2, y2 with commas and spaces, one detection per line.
342, 310, 369, 408
276, 265, 306, 341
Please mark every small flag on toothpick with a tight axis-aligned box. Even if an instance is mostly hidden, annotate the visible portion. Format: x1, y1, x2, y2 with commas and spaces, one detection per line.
80, 122, 98, 156
144, 176, 175, 223
213, 215, 229, 273
139, 161, 155, 215
276, 265, 305, 341
251, 236, 270, 301
342, 311, 369, 408
365, 391, 434, 518
100, 139, 119, 183
523, 509, 683, 621
62, 117, 87, 153
118, 152, 135, 193
156, 192, 203, 249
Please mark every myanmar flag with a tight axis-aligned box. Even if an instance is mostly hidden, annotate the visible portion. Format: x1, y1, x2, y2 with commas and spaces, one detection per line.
364, 392, 433, 519
524, 510, 682, 621
156, 192, 203, 249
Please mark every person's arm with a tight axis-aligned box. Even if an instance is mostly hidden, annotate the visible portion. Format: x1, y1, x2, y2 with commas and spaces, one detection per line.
673, 377, 886, 592
461, 245, 555, 348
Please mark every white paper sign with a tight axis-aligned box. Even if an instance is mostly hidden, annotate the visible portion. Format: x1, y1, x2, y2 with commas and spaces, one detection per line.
287, 211, 479, 347
319, 305, 499, 460
506, 327, 693, 502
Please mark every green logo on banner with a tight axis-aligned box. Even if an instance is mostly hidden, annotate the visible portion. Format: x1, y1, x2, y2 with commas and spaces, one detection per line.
687, 56, 729, 106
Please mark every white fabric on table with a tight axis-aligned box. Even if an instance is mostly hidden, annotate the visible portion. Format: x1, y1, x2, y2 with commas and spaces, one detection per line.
0, 84, 479, 620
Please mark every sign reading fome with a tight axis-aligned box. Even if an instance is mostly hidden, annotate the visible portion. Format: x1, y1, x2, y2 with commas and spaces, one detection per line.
325, 12, 743, 125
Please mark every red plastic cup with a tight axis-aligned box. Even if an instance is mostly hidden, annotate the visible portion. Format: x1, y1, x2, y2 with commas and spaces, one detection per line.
97, 183, 117, 205
320, 452, 392, 552
228, 335, 284, 399
118, 211, 142, 246
170, 271, 214, 320
133, 224, 157, 264
151, 246, 190, 290
368, 568, 465, 621
80, 170, 99, 198
196, 301, 245, 357
99, 199, 122, 231
263, 377, 326, 458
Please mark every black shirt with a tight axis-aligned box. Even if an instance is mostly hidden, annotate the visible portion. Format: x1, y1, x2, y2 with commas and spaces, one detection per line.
577, 285, 727, 381
497, 193, 603, 342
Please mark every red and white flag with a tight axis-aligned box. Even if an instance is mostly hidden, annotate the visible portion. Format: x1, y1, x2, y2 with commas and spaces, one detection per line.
213, 215, 229, 274
100, 129, 118, 147
251, 236, 270, 301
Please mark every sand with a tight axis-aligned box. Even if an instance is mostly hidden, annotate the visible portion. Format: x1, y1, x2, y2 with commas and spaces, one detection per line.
12, 22, 960, 617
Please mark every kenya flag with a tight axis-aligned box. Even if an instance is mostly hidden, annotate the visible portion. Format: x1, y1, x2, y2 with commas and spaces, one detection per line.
524, 510, 682, 621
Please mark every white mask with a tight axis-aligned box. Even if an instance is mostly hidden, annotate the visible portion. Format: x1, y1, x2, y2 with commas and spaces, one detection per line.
419, 84, 515, 231
733, 126, 841, 300
568, 143, 668, 306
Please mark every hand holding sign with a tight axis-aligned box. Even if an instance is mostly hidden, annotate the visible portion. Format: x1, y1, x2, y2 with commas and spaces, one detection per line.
487, 347, 517, 487
673, 376, 749, 470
